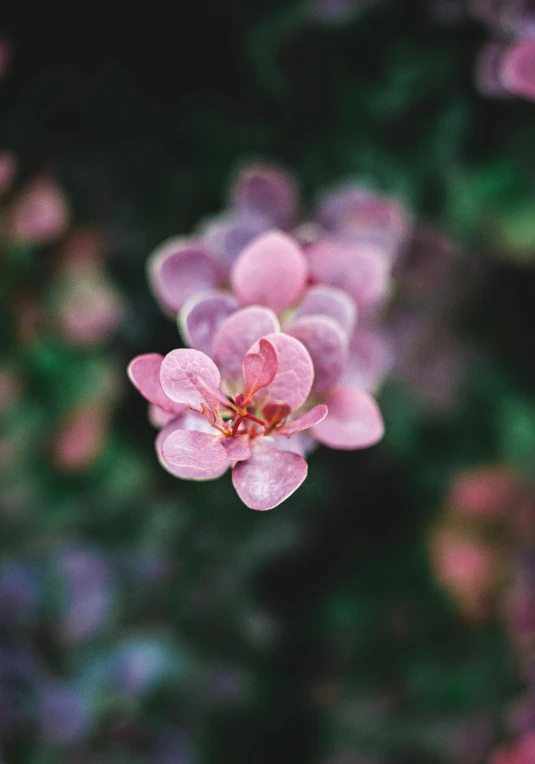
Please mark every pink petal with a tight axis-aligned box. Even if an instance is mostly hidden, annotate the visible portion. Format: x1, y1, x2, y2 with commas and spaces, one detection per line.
243, 337, 278, 400
201, 211, 271, 269
317, 185, 411, 260
278, 404, 328, 436
230, 231, 308, 314
231, 164, 298, 228
312, 385, 384, 450
221, 436, 252, 462
250, 333, 314, 412
161, 429, 229, 480
212, 306, 280, 388
286, 315, 348, 395
232, 448, 308, 510
476, 42, 511, 98
128, 354, 185, 414
8, 178, 69, 244
501, 39, 535, 101
343, 328, 392, 392
293, 285, 357, 336
148, 404, 180, 429
159, 349, 222, 413
179, 290, 239, 355
270, 432, 318, 458
306, 239, 390, 314
148, 237, 219, 315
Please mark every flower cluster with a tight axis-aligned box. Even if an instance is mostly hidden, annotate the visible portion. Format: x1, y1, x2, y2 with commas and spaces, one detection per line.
472, 1, 535, 101
129, 164, 408, 509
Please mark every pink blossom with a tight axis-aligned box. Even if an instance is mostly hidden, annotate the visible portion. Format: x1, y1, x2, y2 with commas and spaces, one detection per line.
489, 732, 535, 764
430, 528, 500, 620
172, 231, 386, 449
52, 405, 109, 471
56, 276, 123, 346
7, 177, 69, 244
129, 335, 328, 510
449, 466, 521, 519
501, 39, 535, 101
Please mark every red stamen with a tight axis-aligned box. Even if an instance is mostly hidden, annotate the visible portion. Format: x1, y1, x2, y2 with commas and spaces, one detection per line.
244, 412, 267, 427
231, 416, 243, 436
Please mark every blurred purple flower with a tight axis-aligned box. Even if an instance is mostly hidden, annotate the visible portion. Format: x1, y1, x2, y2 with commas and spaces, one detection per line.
52, 547, 115, 643
36, 680, 91, 746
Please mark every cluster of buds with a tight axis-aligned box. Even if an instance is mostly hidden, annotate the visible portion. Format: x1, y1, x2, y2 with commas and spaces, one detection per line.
472, 0, 535, 101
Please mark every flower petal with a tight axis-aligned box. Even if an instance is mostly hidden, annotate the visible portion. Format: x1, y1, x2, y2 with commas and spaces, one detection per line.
160, 349, 222, 413
316, 185, 410, 260
161, 429, 229, 480
306, 239, 390, 314
250, 333, 314, 412
128, 354, 185, 414
212, 306, 280, 389
221, 436, 252, 462
243, 337, 278, 400
501, 39, 535, 101
278, 404, 328, 436
343, 329, 391, 392
201, 211, 272, 269
286, 315, 348, 395
231, 164, 298, 228
8, 177, 69, 244
230, 231, 308, 314
270, 432, 318, 457
179, 290, 239, 356
312, 385, 384, 450
148, 237, 219, 315
232, 448, 308, 510
148, 404, 181, 429
293, 285, 357, 336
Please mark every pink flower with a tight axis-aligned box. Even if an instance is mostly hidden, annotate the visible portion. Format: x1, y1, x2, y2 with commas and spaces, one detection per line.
177, 233, 385, 448
501, 39, 535, 101
7, 177, 69, 244
489, 732, 535, 764
430, 527, 500, 620
129, 330, 328, 510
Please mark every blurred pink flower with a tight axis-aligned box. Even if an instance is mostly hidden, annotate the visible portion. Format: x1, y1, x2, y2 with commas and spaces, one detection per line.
431, 528, 501, 620
489, 731, 535, 764
7, 177, 69, 244
57, 277, 123, 346
449, 466, 521, 519
52, 404, 108, 471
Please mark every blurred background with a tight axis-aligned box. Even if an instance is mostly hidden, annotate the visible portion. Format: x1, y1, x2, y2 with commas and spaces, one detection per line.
2, 1, 535, 762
